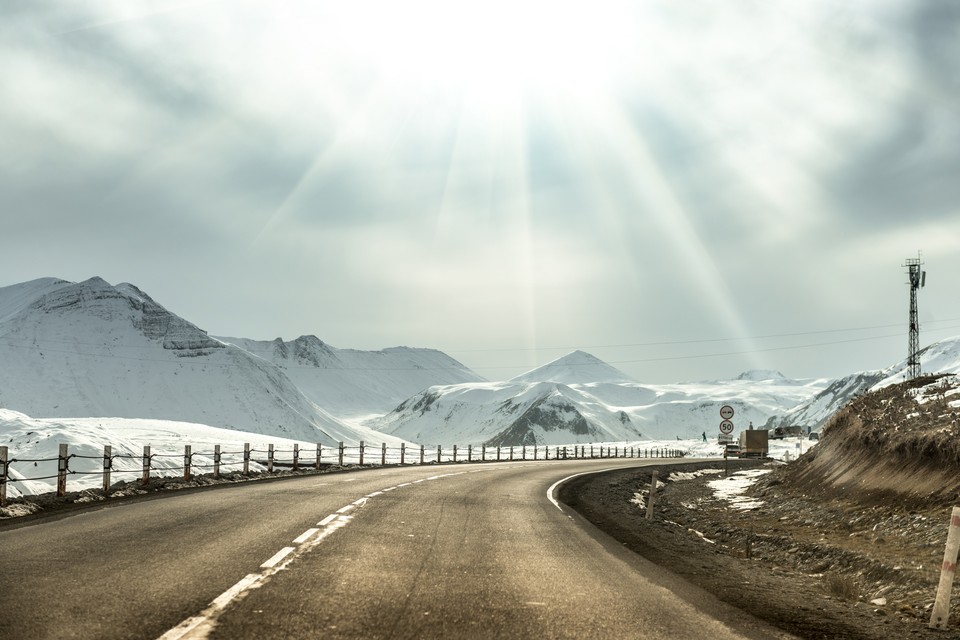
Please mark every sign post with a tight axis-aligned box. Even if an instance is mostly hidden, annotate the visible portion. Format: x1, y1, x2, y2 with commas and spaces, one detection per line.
720, 405, 735, 476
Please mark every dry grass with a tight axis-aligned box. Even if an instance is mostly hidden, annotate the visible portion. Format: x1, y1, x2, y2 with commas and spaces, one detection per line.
823, 572, 862, 601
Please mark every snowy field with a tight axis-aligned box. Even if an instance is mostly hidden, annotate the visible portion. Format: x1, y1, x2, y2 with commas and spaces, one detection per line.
1, 407, 816, 499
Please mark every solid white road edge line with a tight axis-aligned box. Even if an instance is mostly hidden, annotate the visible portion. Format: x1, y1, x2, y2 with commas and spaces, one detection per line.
547, 467, 621, 514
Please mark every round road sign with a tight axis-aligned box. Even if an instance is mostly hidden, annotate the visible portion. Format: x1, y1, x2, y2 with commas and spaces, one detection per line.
719, 420, 735, 434
720, 405, 735, 420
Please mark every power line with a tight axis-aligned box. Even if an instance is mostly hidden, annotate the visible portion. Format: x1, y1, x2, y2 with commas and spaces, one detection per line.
1, 322, 959, 372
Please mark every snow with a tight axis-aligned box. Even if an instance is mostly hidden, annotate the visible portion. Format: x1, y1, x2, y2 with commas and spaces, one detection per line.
374, 372, 830, 446
0, 277, 476, 447
0, 408, 331, 499
706, 469, 772, 510
4, 275, 959, 500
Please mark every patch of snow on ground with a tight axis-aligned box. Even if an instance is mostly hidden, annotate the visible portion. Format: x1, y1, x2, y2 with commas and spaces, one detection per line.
667, 469, 723, 482
706, 468, 772, 510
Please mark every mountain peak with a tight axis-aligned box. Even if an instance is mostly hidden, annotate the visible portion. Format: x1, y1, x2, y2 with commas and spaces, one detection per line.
510, 350, 636, 385
736, 369, 786, 381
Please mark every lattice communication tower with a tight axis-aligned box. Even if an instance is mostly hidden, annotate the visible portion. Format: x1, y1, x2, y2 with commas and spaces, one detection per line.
903, 253, 926, 380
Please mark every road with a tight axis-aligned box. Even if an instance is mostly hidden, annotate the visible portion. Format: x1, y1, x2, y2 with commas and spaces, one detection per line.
0, 459, 793, 639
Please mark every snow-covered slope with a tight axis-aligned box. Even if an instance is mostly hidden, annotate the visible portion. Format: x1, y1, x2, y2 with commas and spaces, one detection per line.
219, 335, 484, 417
372, 351, 828, 445
764, 336, 960, 431
0, 277, 364, 444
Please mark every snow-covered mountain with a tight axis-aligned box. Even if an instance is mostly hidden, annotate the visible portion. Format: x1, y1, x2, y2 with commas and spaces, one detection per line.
764, 336, 960, 431
0, 277, 477, 445
218, 335, 484, 417
0, 277, 360, 443
372, 351, 829, 446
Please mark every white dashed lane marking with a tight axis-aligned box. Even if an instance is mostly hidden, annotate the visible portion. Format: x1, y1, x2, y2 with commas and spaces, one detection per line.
293, 528, 319, 544
260, 547, 296, 569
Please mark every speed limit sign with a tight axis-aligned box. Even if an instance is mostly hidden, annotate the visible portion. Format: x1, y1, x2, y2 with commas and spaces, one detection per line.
719, 420, 734, 434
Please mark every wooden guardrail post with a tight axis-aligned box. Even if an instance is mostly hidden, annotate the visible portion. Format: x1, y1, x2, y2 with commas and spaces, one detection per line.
213, 444, 221, 479
453, 445, 458, 463
646, 471, 659, 520
1, 445, 9, 506
243, 443, 250, 474
316, 444, 322, 470
437, 445, 442, 463
102, 445, 112, 493
509, 446, 514, 461
183, 445, 192, 481
359, 441, 365, 466
481, 445, 486, 462
338, 442, 344, 466
400, 443, 406, 465
142, 445, 151, 485
468, 444, 472, 462
545, 446, 550, 460
57, 443, 68, 496
381, 442, 387, 466
534, 445, 538, 461
496, 446, 501, 462
931, 506, 960, 629
267, 444, 274, 473
293, 444, 300, 471
420, 444, 425, 465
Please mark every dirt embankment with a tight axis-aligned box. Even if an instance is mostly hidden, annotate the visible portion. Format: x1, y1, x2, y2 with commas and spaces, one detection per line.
561, 375, 960, 639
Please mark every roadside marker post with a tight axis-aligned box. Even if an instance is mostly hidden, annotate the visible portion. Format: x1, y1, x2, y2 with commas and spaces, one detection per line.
57, 443, 68, 496
243, 443, 250, 474
142, 445, 151, 485
646, 471, 659, 520
0, 445, 7, 506
213, 444, 221, 479
102, 445, 112, 493
930, 506, 960, 629
183, 445, 192, 481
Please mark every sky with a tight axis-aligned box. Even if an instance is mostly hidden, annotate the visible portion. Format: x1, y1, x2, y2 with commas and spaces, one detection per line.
2, 0, 959, 384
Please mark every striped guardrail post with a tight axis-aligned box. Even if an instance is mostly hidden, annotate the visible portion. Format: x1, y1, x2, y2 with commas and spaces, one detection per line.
931, 506, 960, 629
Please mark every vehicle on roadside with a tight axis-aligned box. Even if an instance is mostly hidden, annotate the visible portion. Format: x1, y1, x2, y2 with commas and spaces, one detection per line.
808, 431, 820, 441
738, 429, 769, 458
723, 443, 740, 458
770, 425, 804, 439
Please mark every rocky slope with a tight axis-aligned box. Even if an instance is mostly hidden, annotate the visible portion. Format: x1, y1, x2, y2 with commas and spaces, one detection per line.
562, 374, 960, 638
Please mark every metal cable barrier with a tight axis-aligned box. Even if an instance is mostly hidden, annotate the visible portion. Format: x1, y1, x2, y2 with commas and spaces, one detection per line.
0, 441, 686, 507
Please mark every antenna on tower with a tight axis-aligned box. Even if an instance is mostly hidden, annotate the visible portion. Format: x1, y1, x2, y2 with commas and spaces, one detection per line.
903, 251, 925, 379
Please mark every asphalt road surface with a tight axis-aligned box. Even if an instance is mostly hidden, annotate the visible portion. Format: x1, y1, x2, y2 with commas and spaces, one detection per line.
0, 459, 794, 639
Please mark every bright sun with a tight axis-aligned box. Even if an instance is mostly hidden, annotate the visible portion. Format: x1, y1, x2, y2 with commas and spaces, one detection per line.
322, 0, 637, 107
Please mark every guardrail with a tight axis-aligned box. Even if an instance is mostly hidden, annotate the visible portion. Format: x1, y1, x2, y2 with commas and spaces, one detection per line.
0, 442, 686, 506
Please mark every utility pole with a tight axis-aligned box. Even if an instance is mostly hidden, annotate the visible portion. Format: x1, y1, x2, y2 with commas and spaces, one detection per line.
903, 253, 926, 380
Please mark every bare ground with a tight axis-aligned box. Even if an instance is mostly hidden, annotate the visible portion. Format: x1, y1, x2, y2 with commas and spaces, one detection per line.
559, 459, 960, 639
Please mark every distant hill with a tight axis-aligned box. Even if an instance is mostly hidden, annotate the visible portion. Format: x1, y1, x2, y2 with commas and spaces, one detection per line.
371, 351, 828, 445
